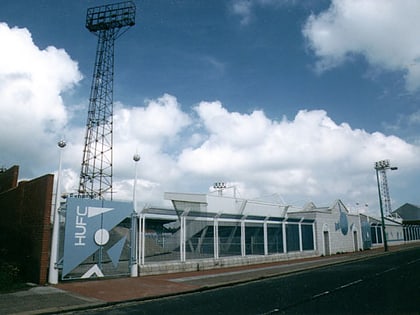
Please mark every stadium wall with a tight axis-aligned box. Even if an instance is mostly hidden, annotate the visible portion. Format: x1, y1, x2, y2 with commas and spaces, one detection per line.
0, 166, 53, 285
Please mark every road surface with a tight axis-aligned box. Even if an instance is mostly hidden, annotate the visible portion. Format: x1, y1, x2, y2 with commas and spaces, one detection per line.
70, 246, 420, 314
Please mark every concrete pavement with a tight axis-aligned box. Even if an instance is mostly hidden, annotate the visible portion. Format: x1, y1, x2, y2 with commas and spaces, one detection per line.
1, 244, 418, 315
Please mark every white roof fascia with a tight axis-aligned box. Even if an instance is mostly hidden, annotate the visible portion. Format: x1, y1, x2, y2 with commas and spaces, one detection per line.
164, 192, 208, 204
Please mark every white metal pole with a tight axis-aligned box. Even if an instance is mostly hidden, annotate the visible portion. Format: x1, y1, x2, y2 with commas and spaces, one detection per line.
130, 212, 138, 277
298, 222, 303, 252
141, 214, 145, 265
48, 140, 66, 284
282, 222, 287, 253
131, 153, 140, 277
241, 220, 245, 257
181, 216, 186, 262
263, 220, 268, 256
214, 218, 219, 259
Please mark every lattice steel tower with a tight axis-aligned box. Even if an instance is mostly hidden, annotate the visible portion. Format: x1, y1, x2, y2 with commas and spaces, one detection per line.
379, 168, 392, 215
79, 1, 135, 199
375, 159, 398, 216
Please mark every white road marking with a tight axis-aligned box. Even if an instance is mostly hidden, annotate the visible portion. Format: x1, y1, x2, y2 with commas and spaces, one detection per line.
312, 291, 330, 298
338, 279, 363, 289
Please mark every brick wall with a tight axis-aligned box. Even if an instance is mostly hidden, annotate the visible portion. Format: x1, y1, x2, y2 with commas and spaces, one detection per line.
0, 167, 53, 285
0, 165, 18, 193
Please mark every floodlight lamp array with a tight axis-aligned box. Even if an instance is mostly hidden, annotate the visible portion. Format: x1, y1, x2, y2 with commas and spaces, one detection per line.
213, 182, 227, 190
86, 1, 136, 32
375, 159, 390, 170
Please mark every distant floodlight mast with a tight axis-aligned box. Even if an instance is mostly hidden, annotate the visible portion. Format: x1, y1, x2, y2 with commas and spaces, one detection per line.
374, 159, 398, 252
79, 1, 136, 200
374, 159, 398, 216
213, 182, 227, 196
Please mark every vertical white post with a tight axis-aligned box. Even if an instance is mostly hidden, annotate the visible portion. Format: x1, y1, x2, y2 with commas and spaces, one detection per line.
263, 220, 268, 256
241, 219, 246, 257
214, 218, 219, 259
141, 214, 145, 265
131, 153, 140, 277
130, 213, 138, 277
358, 215, 363, 250
312, 222, 317, 251
181, 216, 186, 262
48, 140, 66, 284
282, 222, 287, 253
299, 222, 303, 252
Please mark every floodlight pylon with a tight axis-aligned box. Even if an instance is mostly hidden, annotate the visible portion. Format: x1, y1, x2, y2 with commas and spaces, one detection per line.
79, 1, 135, 199
378, 168, 392, 216
374, 159, 397, 217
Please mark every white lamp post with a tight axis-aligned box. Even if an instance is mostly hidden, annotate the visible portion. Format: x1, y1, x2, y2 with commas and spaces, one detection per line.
133, 153, 141, 209
131, 153, 140, 277
48, 140, 66, 284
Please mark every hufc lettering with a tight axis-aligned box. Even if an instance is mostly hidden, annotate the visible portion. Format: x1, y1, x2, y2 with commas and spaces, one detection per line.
75, 206, 87, 246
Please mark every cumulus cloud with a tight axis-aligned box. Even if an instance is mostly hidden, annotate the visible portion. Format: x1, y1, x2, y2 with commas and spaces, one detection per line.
114, 96, 190, 179
303, 0, 420, 92
178, 102, 419, 208
1, 22, 419, 214
63, 95, 420, 211
0, 23, 82, 174
114, 94, 190, 145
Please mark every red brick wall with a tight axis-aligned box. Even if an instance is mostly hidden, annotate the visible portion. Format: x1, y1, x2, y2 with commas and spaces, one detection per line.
0, 168, 53, 285
0, 165, 18, 193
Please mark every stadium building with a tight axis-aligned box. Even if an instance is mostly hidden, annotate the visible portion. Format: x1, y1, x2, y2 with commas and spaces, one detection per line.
134, 190, 419, 276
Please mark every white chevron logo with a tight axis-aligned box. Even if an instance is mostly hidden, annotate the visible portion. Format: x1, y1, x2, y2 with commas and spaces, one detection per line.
87, 206, 114, 218
81, 264, 104, 278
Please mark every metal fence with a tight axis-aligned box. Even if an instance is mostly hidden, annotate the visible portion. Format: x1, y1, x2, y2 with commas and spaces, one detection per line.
138, 208, 315, 265
404, 225, 420, 241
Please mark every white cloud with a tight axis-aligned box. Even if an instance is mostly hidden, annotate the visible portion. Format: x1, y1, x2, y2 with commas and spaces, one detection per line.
230, 0, 254, 25
1, 22, 419, 215
114, 94, 190, 145
303, 0, 420, 92
178, 102, 419, 209
112, 95, 190, 184
0, 23, 82, 174
230, 0, 297, 25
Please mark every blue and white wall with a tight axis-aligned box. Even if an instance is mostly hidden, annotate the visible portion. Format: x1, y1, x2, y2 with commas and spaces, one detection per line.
288, 200, 363, 256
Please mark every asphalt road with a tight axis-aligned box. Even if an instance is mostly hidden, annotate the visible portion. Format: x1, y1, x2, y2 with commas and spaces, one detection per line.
70, 247, 420, 315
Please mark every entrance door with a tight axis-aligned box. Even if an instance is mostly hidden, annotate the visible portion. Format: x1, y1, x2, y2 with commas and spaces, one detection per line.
323, 231, 330, 256
353, 230, 358, 252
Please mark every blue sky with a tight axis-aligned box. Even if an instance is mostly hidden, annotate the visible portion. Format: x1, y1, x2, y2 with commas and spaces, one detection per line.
1, 0, 419, 215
